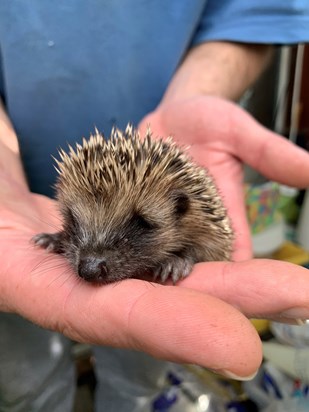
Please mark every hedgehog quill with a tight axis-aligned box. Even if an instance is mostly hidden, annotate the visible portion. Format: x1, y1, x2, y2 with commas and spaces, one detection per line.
33, 125, 233, 284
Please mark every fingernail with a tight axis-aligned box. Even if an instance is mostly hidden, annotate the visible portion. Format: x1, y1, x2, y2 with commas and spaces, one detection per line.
280, 308, 309, 321
211, 368, 258, 381
295, 318, 307, 326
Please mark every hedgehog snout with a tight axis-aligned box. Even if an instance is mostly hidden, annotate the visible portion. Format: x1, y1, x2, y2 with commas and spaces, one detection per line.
78, 255, 109, 283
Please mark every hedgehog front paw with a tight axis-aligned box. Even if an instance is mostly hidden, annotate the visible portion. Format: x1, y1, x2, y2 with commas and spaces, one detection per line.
154, 257, 194, 284
32, 232, 65, 254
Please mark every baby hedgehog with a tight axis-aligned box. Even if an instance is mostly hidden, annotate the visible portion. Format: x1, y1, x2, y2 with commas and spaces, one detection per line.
33, 124, 233, 284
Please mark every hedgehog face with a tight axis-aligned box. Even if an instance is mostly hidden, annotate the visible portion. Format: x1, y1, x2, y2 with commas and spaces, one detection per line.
60, 189, 192, 283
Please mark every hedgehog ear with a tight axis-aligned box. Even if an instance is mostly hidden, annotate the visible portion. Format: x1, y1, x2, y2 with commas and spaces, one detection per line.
172, 191, 190, 217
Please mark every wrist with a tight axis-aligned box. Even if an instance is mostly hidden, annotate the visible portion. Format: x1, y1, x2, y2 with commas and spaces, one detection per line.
0, 140, 28, 190
0, 101, 28, 189
161, 41, 273, 105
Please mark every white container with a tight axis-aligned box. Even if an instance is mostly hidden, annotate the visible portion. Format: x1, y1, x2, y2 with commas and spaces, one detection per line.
263, 342, 309, 383
297, 189, 309, 250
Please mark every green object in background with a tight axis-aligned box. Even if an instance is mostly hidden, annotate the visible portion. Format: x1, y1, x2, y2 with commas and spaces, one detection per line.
245, 182, 282, 235
245, 182, 300, 236
277, 185, 300, 225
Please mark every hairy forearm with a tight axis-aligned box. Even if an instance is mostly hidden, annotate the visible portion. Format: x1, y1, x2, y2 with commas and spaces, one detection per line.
161, 41, 273, 104
0, 100, 28, 188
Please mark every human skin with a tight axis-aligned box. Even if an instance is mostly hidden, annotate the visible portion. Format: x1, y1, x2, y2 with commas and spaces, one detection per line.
1, 41, 309, 380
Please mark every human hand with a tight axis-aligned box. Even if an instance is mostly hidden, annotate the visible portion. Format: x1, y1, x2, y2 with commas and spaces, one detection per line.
1, 172, 309, 381
139, 96, 309, 260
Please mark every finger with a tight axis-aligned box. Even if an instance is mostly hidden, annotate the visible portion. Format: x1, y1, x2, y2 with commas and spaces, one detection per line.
230, 106, 309, 188
5, 234, 262, 379
61, 281, 262, 379
184, 97, 309, 188
180, 259, 309, 322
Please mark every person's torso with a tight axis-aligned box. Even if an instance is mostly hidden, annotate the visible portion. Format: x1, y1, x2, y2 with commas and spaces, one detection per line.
0, 1, 206, 195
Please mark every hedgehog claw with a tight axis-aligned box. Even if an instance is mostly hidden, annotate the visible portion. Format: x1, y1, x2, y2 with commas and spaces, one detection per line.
32, 232, 65, 254
155, 257, 194, 284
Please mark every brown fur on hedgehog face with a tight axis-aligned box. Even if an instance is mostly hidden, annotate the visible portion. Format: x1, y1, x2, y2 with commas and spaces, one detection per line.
34, 125, 233, 284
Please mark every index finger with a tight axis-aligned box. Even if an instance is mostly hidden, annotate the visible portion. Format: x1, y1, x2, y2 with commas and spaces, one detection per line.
180, 259, 309, 323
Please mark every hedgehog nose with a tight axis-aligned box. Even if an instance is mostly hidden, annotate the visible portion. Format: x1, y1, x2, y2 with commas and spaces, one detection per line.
78, 256, 108, 283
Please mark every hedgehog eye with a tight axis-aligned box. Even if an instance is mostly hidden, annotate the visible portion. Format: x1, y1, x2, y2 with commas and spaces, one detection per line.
130, 212, 157, 231
173, 192, 190, 216
65, 209, 79, 233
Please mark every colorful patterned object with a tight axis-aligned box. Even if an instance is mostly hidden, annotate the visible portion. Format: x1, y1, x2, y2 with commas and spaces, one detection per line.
245, 182, 282, 235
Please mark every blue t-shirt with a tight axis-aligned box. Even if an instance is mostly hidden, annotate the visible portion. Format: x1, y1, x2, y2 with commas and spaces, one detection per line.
0, 1, 308, 196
